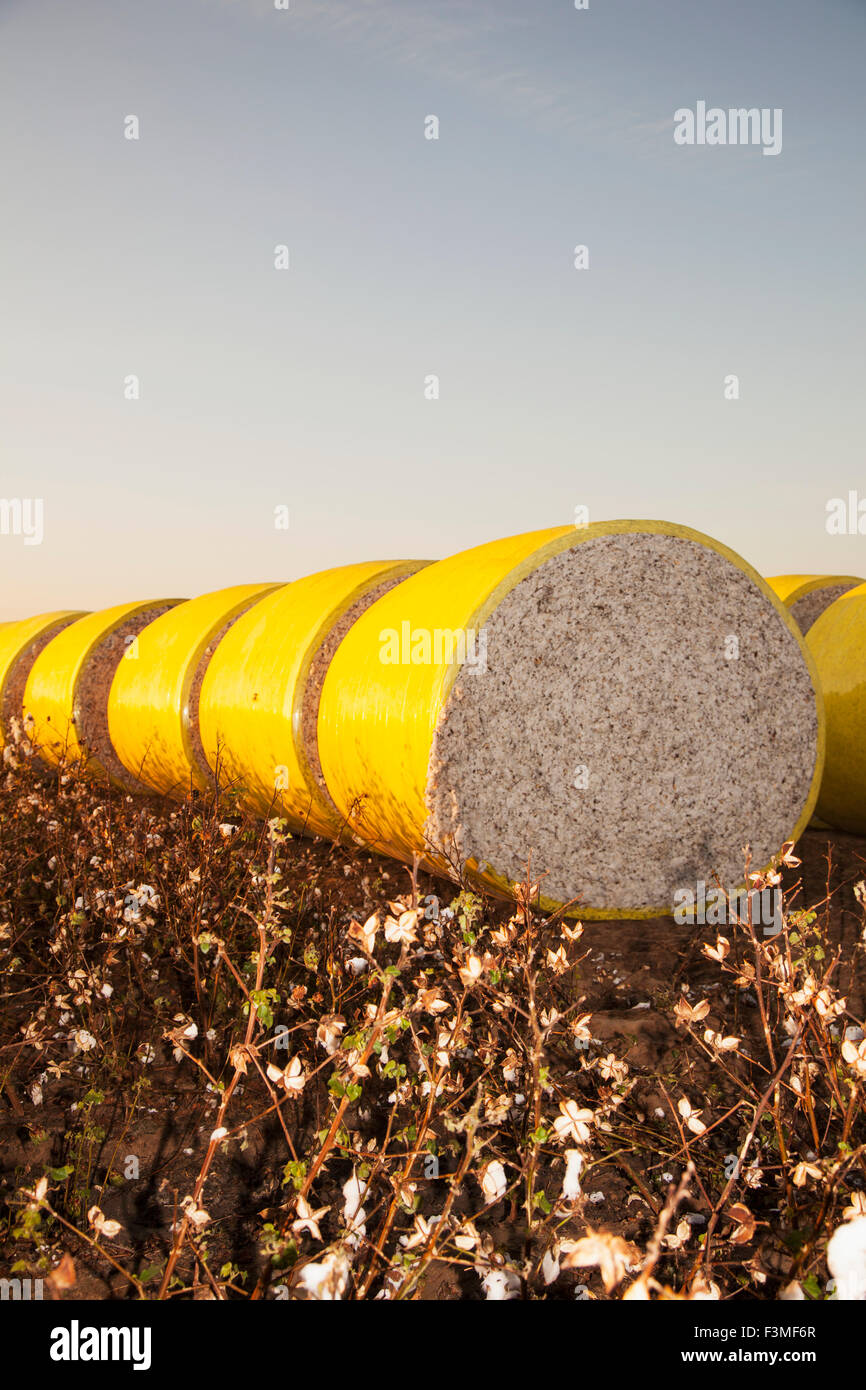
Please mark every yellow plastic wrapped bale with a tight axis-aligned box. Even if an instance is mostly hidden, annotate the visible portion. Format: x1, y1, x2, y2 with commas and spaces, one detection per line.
107, 583, 281, 797
24, 598, 184, 783
198, 559, 427, 833
319, 522, 824, 918
806, 582, 866, 834
766, 574, 864, 634
0, 611, 86, 746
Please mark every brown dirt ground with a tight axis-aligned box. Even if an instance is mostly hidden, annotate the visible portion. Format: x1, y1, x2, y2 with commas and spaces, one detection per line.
1, 800, 864, 1300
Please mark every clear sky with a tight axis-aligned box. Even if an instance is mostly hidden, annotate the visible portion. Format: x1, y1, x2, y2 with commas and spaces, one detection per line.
1, 0, 864, 618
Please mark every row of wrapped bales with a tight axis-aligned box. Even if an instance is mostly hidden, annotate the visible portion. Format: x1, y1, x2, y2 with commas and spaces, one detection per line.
23, 600, 183, 785
107, 583, 284, 796
0, 522, 828, 918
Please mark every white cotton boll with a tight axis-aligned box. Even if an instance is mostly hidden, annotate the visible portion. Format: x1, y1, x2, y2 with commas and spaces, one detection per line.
480, 1268, 521, 1300
342, 1171, 368, 1226
779, 1281, 806, 1300
297, 1249, 350, 1300
827, 1217, 866, 1300
689, 1276, 721, 1300
345, 1213, 366, 1250
541, 1248, 561, 1285
479, 1159, 507, 1204
561, 1149, 584, 1203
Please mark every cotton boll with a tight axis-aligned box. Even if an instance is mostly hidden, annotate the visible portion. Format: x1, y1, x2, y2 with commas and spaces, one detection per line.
779, 1281, 806, 1301
541, 1248, 561, 1286
479, 1159, 507, 1204
480, 1268, 521, 1300
297, 1249, 350, 1300
827, 1217, 866, 1300
342, 1171, 368, 1226
561, 1149, 584, 1203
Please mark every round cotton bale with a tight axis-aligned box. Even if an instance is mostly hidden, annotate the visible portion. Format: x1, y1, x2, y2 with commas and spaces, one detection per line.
805, 581, 866, 834
766, 574, 864, 634
198, 559, 428, 834
318, 522, 824, 919
107, 583, 282, 797
0, 610, 86, 747
24, 598, 184, 784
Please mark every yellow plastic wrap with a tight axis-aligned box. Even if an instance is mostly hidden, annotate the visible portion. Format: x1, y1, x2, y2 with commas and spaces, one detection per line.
318, 522, 825, 915
3, 527, 827, 919
198, 560, 426, 834
806, 582, 866, 834
24, 598, 183, 775
766, 574, 863, 607
0, 611, 85, 746
107, 583, 281, 796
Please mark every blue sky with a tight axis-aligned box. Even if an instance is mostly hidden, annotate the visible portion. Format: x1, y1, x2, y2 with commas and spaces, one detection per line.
1, 0, 864, 616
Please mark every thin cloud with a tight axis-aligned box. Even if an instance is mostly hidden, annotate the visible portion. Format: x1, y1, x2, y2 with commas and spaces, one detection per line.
196, 0, 598, 136
196, 0, 684, 151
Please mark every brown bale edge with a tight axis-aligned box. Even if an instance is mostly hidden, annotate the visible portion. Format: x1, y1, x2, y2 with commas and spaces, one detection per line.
789, 582, 861, 634
2, 617, 82, 734
75, 604, 180, 789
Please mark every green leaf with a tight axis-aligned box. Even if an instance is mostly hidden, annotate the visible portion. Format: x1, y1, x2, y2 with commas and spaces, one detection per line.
782, 1230, 807, 1254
